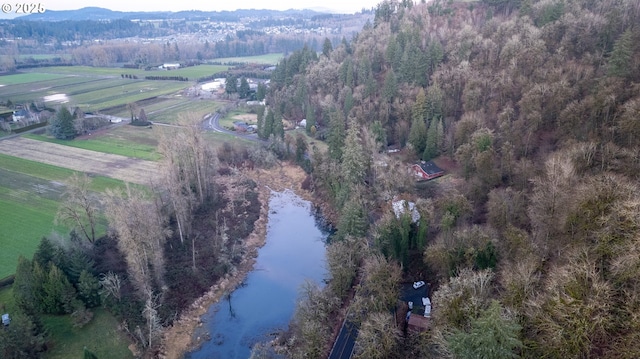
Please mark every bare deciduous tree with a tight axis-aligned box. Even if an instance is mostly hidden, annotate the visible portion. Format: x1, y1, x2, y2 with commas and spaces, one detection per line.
103, 185, 170, 296
56, 173, 99, 243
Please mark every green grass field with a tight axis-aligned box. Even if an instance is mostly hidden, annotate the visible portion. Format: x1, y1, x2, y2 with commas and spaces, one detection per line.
0, 191, 67, 278
213, 53, 283, 65
0, 153, 126, 192
0, 154, 122, 278
25, 64, 228, 79
24, 132, 160, 161
0, 73, 69, 86
219, 110, 259, 129
43, 309, 134, 359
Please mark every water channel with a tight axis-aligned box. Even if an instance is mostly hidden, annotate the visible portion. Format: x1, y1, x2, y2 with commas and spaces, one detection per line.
186, 189, 329, 359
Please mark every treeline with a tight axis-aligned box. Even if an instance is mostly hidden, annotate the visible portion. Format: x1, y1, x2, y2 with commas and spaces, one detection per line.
2, 116, 268, 358
1, 19, 156, 42
144, 75, 189, 81
262, 0, 640, 357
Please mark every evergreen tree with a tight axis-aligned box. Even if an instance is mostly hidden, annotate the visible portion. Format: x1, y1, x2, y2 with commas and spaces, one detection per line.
328, 110, 346, 160
13, 256, 40, 315
322, 38, 333, 57
608, 29, 636, 78
49, 106, 76, 140
336, 194, 368, 240
256, 83, 267, 101
42, 264, 77, 314
383, 70, 398, 103
423, 118, 440, 160
271, 112, 284, 140
305, 105, 316, 134
225, 75, 238, 94
239, 77, 250, 99
78, 270, 101, 308
261, 109, 275, 139
341, 119, 368, 187
0, 310, 46, 358
409, 89, 428, 155
447, 300, 523, 359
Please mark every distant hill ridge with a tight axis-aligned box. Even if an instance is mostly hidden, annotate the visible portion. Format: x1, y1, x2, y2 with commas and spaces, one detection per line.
15, 6, 336, 21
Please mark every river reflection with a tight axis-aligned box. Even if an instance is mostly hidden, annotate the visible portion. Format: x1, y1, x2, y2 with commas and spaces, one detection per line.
186, 189, 328, 359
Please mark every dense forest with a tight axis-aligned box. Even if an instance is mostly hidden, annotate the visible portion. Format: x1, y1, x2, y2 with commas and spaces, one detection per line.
258, 0, 640, 358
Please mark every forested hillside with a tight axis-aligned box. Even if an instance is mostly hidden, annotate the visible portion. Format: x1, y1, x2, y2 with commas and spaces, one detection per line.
263, 0, 640, 357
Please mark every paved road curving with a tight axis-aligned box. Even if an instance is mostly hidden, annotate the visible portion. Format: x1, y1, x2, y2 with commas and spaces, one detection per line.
203, 112, 268, 144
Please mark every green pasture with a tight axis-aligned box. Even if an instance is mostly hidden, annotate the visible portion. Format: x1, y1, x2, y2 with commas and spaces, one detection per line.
149, 99, 221, 123
109, 97, 187, 118
213, 53, 283, 65
0, 155, 121, 278
0, 189, 67, 278
24, 133, 161, 161
27, 64, 228, 80
0, 76, 99, 103
73, 81, 188, 113
0, 72, 68, 86
0, 153, 126, 193
27, 65, 148, 77
43, 309, 134, 359
159, 64, 228, 78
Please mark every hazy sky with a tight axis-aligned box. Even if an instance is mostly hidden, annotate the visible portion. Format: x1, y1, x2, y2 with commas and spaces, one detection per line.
43, 0, 381, 14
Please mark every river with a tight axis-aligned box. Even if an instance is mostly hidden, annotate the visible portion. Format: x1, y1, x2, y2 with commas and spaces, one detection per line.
186, 189, 329, 359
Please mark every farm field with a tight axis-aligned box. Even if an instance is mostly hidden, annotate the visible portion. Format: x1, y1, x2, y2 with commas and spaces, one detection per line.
213, 53, 283, 65
0, 72, 69, 86
0, 153, 124, 278
0, 64, 226, 114
28, 64, 229, 80
0, 137, 160, 185
24, 132, 160, 161
147, 98, 221, 123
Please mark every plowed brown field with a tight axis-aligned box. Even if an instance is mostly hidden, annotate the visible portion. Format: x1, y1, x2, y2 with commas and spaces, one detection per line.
0, 137, 159, 185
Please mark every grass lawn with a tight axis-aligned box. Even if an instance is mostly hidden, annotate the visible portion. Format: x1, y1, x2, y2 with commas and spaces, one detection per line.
24, 133, 161, 161
213, 53, 284, 65
0, 287, 132, 359
43, 308, 134, 359
0, 285, 16, 313
219, 110, 259, 129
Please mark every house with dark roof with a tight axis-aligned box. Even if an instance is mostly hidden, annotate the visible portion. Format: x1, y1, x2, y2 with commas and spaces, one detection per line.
410, 160, 444, 181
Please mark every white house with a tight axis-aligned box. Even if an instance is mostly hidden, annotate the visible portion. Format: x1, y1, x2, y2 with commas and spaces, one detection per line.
161, 63, 181, 70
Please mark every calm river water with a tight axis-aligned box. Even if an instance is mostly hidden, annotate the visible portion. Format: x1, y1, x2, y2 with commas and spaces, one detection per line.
186, 189, 328, 359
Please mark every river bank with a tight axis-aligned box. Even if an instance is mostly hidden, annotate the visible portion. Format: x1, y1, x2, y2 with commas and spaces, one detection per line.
159, 162, 316, 359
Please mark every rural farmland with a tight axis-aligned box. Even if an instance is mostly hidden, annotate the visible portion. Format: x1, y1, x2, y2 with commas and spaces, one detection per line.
0, 137, 160, 185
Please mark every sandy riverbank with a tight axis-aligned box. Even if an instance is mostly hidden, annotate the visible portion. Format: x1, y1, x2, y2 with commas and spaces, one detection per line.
159, 162, 314, 359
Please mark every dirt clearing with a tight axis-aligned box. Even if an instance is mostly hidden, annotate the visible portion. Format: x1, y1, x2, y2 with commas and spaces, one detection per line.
0, 137, 159, 185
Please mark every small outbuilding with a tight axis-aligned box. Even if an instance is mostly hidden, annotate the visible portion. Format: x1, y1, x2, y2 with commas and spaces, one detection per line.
2, 313, 10, 326
410, 160, 444, 181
